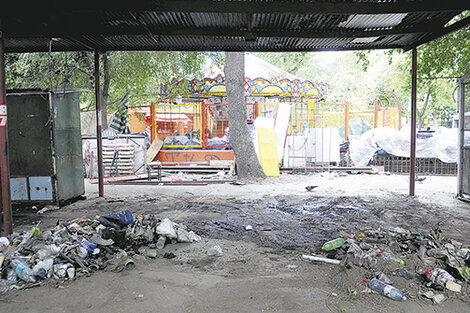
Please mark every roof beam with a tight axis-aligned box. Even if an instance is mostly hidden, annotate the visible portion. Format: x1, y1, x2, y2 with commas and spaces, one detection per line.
144, 0, 469, 15
3, 42, 406, 53
1, 0, 468, 16
403, 15, 470, 51
7, 24, 433, 40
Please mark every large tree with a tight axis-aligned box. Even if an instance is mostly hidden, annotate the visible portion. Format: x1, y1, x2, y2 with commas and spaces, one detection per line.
225, 52, 266, 180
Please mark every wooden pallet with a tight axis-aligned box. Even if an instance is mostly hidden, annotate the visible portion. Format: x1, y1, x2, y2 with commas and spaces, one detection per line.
103, 144, 135, 175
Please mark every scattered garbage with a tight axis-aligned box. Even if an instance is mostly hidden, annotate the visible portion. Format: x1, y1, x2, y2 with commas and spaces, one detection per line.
369, 278, 407, 301
207, 245, 223, 257
12, 260, 35, 283
0, 209, 200, 293
245, 225, 253, 231
422, 290, 446, 304
147, 249, 157, 258
446, 280, 461, 293
156, 218, 177, 239
0, 237, 10, 246
156, 236, 167, 249
36, 205, 60, 215
425, 268, 455, 287
457, 266, 469, 282
303, 224, 469, 304
302, 254, 341, 265
321, 238, 345, 251
99, 209, 134, 230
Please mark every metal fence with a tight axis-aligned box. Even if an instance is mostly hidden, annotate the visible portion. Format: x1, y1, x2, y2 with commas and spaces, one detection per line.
373, 154, 457, 175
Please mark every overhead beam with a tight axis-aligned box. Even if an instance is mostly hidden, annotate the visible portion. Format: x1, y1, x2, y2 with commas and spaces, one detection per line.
7, 24, 434, 40
1, 1, 468, 15
2, 40, 406, 53
404, 15, 470, 51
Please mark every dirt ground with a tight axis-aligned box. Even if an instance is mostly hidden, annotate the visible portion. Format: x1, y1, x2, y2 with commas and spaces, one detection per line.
3, 173, 470, 313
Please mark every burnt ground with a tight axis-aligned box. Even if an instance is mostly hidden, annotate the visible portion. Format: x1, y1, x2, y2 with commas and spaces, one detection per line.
184, 194, 454, 251
2, 175, 470, 313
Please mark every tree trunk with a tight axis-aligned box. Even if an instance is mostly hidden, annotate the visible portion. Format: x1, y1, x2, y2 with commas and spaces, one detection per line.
417, 88, 431, 130
101, 52, 111, 130
224, 52, 266, 180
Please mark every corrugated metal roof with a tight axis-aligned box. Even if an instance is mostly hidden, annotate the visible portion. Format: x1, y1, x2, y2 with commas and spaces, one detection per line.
0, 1, 468, 53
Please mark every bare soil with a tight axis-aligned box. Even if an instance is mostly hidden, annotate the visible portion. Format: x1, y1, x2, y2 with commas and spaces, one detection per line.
2, 174, 470, 313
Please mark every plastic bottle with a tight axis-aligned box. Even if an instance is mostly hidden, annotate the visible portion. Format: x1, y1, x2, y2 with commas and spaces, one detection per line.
79, 241, 97, 258
7, 269, 17, 284
425, 268, 455, 287
156, 236, 166, 249
380, 252, 405, 266
11, 260, 36, 283
321, 238, 345, 251
369, 278, 407, 301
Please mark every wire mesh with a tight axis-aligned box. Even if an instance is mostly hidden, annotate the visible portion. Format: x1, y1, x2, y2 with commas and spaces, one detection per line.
154, 103, 202, 148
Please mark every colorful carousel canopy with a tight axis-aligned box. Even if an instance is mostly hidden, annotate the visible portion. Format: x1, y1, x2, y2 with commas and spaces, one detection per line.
160, 53, 329, 99
160, 74, 329, 99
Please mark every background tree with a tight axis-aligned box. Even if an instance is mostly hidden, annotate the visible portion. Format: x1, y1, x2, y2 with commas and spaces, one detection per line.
225, 52, 266, 180
4, 51, 207, 128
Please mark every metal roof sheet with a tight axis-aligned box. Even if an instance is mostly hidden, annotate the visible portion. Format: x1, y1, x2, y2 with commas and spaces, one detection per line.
0, 1, 468, 53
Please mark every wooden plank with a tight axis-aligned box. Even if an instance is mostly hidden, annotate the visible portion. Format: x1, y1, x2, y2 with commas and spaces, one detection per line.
146, 138, 164, 164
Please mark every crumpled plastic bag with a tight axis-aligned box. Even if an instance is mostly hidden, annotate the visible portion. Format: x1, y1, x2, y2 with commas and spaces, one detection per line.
156, 218, 177, 239
99, 210, 134, 230
176, 228, 199, 243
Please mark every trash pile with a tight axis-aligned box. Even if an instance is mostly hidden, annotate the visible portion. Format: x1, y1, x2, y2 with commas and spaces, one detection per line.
0, 210, 200, 294
303, 225, 469, 304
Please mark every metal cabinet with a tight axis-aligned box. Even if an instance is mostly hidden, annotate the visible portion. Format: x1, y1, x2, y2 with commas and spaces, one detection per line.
3, 89, 85, 204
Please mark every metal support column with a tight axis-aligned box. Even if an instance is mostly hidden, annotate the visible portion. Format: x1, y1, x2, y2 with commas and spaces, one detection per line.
409, 48, 417, 196
457, 76, 467, 197
94, 51, 104, 197
0, 33, 13, 235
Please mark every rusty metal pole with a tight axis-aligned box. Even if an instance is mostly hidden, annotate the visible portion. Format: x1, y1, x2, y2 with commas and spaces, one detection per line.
150, 102, 156, 143
409, 48, 417, 196
94, 51, 104, 197
0, 33, 13, 235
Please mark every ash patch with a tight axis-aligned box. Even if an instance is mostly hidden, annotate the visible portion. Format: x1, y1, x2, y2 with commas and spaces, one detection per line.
185, 195, 443, 250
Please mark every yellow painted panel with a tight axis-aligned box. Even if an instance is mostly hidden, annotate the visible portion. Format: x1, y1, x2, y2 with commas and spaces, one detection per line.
257, 128, 280, 177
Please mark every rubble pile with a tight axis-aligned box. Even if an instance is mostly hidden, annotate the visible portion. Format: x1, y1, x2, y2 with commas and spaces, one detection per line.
0, 210, 200, 294
305, 225, 470, 303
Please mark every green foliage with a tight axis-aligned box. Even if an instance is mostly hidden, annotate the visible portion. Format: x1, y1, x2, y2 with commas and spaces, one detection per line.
4, 51, 208, 108
255, 13, 469, 127
354, 51, 370, 72
417, 11, 470, 78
